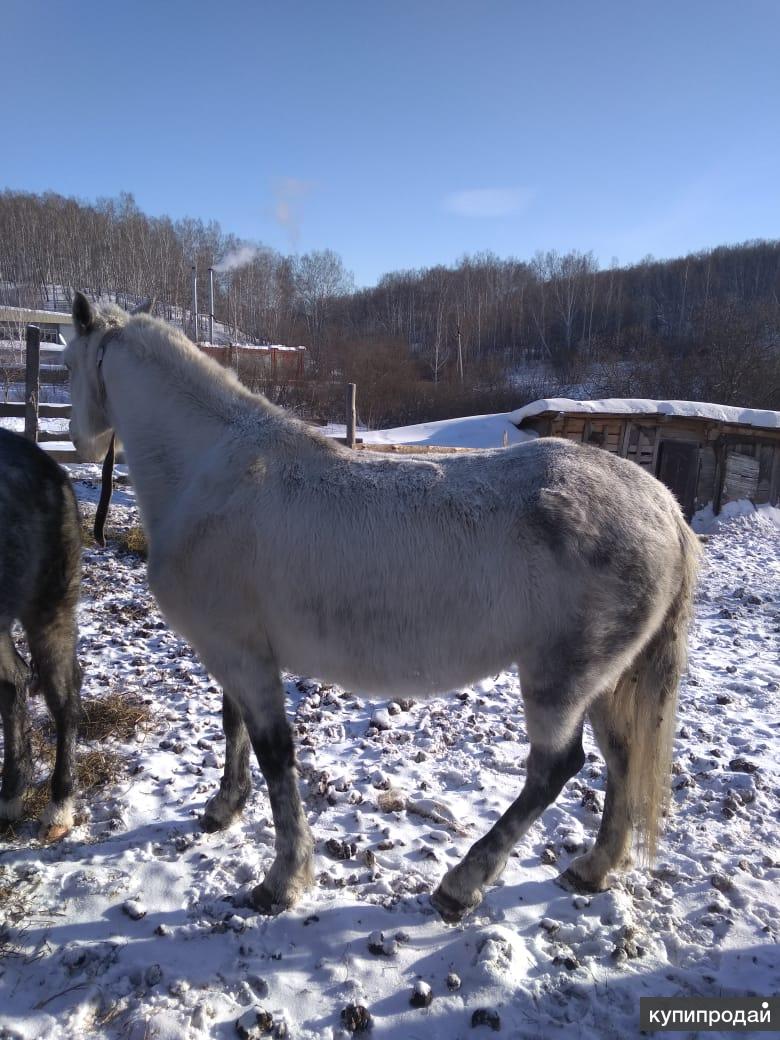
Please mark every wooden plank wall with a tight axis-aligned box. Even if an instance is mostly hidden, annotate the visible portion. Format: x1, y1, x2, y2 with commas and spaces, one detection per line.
624, 424, 657, 471
697, 445, 717, 509
722, 451, 760, 505
555, 416, 625, 454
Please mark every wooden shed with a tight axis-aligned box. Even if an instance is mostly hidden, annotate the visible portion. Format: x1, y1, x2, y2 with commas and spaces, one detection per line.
512, 398, 780, 521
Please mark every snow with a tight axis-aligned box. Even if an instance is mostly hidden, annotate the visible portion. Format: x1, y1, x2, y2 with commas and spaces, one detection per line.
0, 475, 778, 1039
693, 500, 780, 534
324, 411, 533, 449
236, 344, 306, 353
511, 397, 780, 431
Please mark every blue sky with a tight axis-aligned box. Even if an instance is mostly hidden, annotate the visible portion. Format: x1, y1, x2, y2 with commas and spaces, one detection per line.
4, 0, 779, 286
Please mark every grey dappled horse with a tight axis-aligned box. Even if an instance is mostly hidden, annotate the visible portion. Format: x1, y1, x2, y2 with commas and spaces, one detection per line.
0, 430, 83, 842
65, 292, 700, 921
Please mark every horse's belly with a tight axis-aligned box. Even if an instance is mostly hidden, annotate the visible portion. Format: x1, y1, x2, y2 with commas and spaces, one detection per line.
271, 618, 514, 699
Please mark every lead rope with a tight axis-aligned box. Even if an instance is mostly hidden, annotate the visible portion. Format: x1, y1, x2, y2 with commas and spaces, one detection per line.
93, 433, 115, 547
92, 326, 120, 547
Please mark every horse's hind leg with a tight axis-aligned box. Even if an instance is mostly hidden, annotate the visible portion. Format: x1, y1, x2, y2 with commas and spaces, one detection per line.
559, 687, 633, 893
201, 692, 252, 832
432, 692, 586, 923
0, 630, 32, 824
27, 620, 82, 843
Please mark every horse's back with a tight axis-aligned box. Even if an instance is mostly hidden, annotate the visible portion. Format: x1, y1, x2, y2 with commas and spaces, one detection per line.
255, 436, 684, 692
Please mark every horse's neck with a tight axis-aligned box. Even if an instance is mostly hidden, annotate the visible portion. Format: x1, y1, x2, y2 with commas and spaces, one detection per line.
103, 348, 234, 533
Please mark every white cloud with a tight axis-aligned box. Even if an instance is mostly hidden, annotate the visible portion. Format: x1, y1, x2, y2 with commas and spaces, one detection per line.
444, 187, 533, 218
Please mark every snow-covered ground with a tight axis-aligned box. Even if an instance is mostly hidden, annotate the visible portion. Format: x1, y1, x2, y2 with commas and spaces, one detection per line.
323, 411, 531, 449
0, 473, 778, 1040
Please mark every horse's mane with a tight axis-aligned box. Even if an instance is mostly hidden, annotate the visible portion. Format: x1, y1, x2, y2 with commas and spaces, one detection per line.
97, 305, 334, 451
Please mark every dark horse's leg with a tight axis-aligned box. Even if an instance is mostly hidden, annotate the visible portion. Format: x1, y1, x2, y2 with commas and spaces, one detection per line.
189, 625, 314, 911
27, 616, 82, 842
0, 630, 32, 824
431, 690, 586, 922
236, 658, 314, 913
201, 692, 252, 832
559, 687, 633, 892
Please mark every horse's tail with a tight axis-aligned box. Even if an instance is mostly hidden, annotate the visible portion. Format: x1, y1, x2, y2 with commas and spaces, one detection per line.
612, 512, 701, 863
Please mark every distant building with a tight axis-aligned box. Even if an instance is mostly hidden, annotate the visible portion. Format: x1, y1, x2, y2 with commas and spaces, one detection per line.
0, 306, 74, 346
200, 342, 307, 380
512, 398, 780, 520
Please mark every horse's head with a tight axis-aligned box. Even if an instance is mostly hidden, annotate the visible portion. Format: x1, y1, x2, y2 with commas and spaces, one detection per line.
65, 292, 151, 461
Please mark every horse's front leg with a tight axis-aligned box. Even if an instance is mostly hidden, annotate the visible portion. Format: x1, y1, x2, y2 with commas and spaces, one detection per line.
0, 632, 33, 825
246, 700, 315, 913
197, 639, 314, 912
201, 692, 252, 832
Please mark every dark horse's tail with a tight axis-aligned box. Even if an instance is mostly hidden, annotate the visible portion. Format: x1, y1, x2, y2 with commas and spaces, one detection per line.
611, 511, 701, 861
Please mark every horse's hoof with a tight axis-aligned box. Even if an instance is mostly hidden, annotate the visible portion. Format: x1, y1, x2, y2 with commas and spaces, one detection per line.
430, 884, 477, 924
250, 882, 290, 916
556, 868, 609, 894
200, 807, 240, 833
38, 799, 74, 843
39, 823, 71, 844
200, 813, 226, 834
200, 793, 243, 833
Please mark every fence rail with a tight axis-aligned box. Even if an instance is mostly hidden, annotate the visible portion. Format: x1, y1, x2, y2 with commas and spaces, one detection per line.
0, 401, 72, 419
1, 325, 461, 465
0, 324, 78, 461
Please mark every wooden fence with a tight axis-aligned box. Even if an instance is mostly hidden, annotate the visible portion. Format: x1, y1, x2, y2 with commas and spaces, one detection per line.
0, 324, 78, 461
0, 326, 473, 465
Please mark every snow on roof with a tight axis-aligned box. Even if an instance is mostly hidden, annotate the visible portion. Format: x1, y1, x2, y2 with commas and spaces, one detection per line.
233, 342, 305, 352
510, 398, 780, 431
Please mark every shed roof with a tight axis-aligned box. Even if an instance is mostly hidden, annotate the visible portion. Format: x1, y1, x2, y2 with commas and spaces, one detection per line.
511, 398, 780, 432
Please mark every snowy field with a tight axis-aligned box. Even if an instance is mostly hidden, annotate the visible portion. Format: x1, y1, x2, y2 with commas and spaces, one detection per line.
0, 471, 778, 1040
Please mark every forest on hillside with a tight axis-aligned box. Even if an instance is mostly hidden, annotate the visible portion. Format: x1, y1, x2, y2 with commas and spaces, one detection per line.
1, 189, 778, 424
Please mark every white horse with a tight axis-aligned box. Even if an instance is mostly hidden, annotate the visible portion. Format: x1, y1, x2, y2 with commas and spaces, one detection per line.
65, 293, 700, 922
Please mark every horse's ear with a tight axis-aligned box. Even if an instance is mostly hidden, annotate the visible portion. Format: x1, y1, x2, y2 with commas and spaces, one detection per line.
130, 297, 154, 316
72, 291, 96, 335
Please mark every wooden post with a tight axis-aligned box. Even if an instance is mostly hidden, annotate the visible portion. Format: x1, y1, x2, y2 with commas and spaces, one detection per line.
346, 382, 357, 449
208, 267, 215, 344
191, 265, 198, 343
24, 324, 40, 442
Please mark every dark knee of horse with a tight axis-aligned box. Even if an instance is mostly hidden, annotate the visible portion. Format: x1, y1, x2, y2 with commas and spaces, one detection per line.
0, 680, 16, 720
41, 693, 81, 732
0, 672, 28, 711
252, 722, 296, 777
528, 738, 585, 789
35, 661, 82, 718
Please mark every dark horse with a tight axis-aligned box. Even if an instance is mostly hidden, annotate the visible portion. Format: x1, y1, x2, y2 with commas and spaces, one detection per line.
0, 429, 83, 842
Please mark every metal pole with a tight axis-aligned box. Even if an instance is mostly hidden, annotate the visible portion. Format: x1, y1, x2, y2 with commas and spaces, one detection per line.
191, 265, 198, 343
208, 267, 215, 344
24, 324, 40, 442
346, 382, 356, 449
